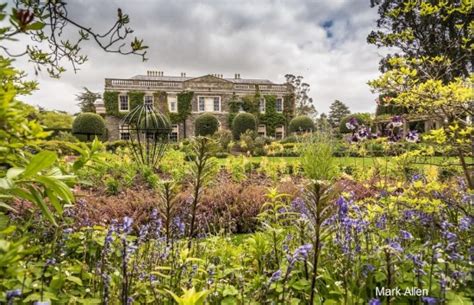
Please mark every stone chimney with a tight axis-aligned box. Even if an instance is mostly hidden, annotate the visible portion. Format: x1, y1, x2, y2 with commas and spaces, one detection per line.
234, 73, 240, 79
181, 72, 186, 77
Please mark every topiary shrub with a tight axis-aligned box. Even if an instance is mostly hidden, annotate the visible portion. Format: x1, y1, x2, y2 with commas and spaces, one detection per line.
195, 113, 219, 136
72, 113, 106, 141
339, 113, 371, 133
289, 115, 314, 133
232, 112, 257, 140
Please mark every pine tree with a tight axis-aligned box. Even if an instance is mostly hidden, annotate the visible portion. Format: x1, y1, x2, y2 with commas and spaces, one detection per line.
76, 87, 100, 113
328, 100, 350, 128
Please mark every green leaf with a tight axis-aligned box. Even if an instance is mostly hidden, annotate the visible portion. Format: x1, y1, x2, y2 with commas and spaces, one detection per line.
22, 151, 57, 178
28, 185, 57, 226
27, 21, 45, 31
67, 275, 83, 286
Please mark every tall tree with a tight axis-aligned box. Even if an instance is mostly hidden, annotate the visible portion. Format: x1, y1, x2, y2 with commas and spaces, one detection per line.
316, 112, 331, 133
368, 0, 473, 189
328, 100, 350, 128
76, 87, 100, 113
368, 0, 472, 81
285, 74, 317, 117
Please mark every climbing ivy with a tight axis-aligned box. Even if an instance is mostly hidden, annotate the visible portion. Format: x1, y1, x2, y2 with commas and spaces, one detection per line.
260, 95, 286, 136
103, 90, 144, 118
283, 93, 296, 125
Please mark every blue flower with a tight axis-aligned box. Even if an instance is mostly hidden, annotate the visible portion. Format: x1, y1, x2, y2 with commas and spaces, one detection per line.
6, 288, 21, 299
400, 230, 413, 240
406, 130, 419, 142
422, 296, 438, 305
368, 298, 381, 305
389, 241, 403, 252
269, 269, 282, 283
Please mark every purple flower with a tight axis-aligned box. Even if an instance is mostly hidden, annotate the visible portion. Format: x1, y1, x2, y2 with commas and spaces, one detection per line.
269, 269, 282, 283
33, 302, 51, 305
369, 298, 381, 305
346, 117, 358, 130
459, 216, 471, 231
389, 241, 403, 252
6, 289, 21, 301
390, 115, 403, 128
400, 230, 413, 240
357, 126, 369, 140
293, 244, 312, 261
422, 296, 438, 305
173, 217, 185, 236
361, 264, 375, 277
336, 196, 348, 217
406, 130, 419, 142
122, 216, 133, 234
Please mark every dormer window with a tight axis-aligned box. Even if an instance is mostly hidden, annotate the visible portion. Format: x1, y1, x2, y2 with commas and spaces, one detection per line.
119, 95, 129, 112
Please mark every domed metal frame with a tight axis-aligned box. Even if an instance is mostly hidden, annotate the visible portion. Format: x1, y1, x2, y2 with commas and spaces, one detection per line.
120, 104, 171, 167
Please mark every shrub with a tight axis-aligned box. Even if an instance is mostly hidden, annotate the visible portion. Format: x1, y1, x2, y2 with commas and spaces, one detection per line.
195, 113, 219, 136
339, 113, 371, 133
280, 135, 298, 144
232, 112, 257, 140
72, 113, 106, 141
214, 129, 233, 151
289, 115, 314, 133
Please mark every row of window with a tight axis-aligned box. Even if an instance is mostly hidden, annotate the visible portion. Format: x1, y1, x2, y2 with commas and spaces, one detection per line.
119, 124, 179, 141
117, 95, 284, 113
118, 124, 284, 141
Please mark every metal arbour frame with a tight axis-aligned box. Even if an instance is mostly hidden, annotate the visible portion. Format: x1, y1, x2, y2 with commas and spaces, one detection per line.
120, 103, 171, 167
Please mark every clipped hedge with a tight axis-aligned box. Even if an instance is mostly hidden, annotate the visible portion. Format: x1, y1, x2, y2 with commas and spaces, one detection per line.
339, 113, 371, 133
232, 112, 257, 140
289, 115, 314, 133
195, 113, 219, 136
72, 113, 106, 141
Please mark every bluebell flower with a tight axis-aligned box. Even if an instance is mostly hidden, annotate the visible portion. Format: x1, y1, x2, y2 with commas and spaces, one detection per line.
33, 302, 51, 305
421, 296, 438, 304
269, 269, 282, 283
400, 230, 413, 240
361, 264, 375, 277
368, 298, 381, 305
6, 289, 22, 302
388, 241, 403, 252
459, 216, 471, 231
122, 216, 133, 234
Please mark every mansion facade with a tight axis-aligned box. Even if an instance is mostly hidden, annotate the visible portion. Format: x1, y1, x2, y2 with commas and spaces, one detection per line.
96, 71, 295, 141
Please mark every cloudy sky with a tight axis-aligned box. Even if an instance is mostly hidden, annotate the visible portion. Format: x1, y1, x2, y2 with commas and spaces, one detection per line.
10, 0, 385, 115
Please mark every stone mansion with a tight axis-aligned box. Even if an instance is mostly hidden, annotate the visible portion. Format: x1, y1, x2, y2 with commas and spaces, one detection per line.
96, 71, 295, 141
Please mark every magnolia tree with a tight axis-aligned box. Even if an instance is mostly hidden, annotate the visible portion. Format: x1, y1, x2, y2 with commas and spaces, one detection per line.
369, 56, 473, 188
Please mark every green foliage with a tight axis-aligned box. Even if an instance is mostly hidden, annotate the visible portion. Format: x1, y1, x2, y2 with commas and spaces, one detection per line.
300, 134, 339, 181
339, 113, 371, 133
328, 100, 350, 128
76, 87, 100, 113
72, 112, 106, 141
37, 110, 73, 129
259, 95, 286, 137
194, 113, 219, 136
103, 91, 120, 116
288, 115, 314, 133
232, 112, 257, 140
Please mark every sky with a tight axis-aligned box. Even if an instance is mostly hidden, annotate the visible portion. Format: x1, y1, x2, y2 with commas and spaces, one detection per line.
8, 0, 385, 115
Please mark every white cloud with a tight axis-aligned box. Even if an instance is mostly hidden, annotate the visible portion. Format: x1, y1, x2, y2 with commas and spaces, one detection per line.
8, 0, 382, 115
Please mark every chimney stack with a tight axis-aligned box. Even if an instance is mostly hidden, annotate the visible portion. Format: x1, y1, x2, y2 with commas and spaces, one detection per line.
234, 73, 240, 79
181, 72, 186, 77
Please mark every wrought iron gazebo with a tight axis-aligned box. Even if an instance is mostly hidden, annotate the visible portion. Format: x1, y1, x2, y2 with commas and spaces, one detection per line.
120, 104, 171, 167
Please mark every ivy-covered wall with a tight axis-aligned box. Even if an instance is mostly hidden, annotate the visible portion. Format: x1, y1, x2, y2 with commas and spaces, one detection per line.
227, 91, 289, 137
103, 91, 144, 118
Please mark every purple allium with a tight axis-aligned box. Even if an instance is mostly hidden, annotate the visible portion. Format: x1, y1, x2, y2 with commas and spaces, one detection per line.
346, 117, 358, 130
406, 130, 419, 142
400, 230, 413, 240
369, 298, 381, 305
422, 296, 438, 305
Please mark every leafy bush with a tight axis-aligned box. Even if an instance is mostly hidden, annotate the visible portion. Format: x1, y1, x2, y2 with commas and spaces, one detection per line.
232, 112, 257, 140
214, 129, 233, 151
195, 113, 219, 136
339, 113, 371, 133
72, 112, 106, 141
280, 135, 298, 144
289, 115, 314, 133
